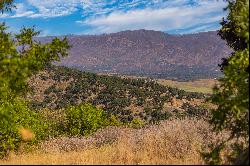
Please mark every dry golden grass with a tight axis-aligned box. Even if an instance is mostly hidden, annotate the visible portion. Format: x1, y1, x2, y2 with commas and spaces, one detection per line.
0, 118, 229, 165
157, 79, 218, 94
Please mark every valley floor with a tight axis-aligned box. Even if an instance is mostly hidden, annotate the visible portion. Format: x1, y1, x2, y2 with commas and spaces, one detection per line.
157, 79, 217, 94
104, 73, 217, 94
0, 118, 227, 165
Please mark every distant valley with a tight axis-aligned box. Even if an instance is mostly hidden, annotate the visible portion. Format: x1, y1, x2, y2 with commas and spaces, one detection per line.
37, 29, 232, 81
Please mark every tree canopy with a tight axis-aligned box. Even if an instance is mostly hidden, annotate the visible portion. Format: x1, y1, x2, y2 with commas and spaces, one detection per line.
0, 0, 70, 157
204, 0, 249, 164
0, 0, 14, 13
0, 24, 70, 99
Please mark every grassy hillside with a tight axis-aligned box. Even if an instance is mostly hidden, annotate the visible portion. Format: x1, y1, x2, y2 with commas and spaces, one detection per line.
27, 65, 210, 124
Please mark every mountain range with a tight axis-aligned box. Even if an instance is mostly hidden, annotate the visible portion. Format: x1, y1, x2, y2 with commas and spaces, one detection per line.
38, 29, 232, 81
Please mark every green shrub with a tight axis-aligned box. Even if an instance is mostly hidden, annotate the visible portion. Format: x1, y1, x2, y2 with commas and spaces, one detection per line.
104, 114, 122, 127
65, 103, 108, 136
127, 118, 145, 129
38, 108, 67, 137
0, 98, 49, 158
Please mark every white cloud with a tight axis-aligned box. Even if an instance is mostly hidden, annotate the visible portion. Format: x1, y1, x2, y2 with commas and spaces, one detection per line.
11, 3, 35, 18
80, 0, 162, 17
0, 0, 85, 18
174, 23, 220, 34
79, 0, 227, 34
26, 0, 83, 18
39, 29, 51, 36
0, 3, 35, 18
0, 0, 228, 35
0, 13, 9, 18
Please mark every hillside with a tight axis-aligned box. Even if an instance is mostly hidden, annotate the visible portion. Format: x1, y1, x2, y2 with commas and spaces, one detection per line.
27, 65, 211, 124
37, 30, 231, 81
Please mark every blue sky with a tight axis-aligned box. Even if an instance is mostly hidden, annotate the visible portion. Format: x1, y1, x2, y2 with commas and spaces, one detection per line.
0, 0, 228, 36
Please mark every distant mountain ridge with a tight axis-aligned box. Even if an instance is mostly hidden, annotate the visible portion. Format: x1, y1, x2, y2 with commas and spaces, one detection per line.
37, 29, 232, 81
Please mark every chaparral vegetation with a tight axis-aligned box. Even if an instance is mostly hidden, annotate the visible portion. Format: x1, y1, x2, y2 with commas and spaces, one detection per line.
0, 0, 248, 165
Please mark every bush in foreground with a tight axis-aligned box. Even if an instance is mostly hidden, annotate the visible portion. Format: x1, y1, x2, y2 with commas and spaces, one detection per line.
0, 98, 49, 158
65, 103, 111, 136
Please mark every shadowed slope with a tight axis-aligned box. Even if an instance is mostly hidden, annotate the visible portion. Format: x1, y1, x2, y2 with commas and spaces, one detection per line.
37, 30, 232, 81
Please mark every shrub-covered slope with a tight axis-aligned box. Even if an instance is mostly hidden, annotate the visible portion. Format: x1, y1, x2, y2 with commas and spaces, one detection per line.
28, 65, 210, 124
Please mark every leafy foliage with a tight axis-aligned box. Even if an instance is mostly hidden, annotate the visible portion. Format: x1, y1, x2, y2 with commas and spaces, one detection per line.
204, 0, 249, 164
0, 23, 70, 99
0, 0, 14, 13
0, 2, 70, 158
127, 118, 145, 129
0, 97, 49, 158
218, 0, 248, 52
65, 103, 113, 136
